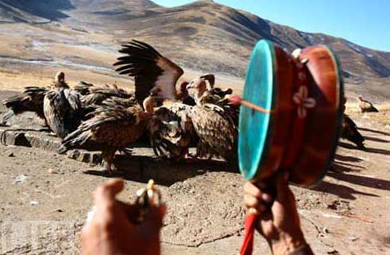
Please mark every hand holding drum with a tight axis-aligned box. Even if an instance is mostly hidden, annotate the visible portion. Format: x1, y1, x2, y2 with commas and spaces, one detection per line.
237, 39, 344, 255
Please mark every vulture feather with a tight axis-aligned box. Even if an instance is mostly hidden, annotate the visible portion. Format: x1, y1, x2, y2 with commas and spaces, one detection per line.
148, 102, 197, 159
57, 40, 181, 172
1, 86, 49, 126
58, 99, 152, 173
113, 40, 183, 103
190, 90, 239, 161
43, 72, 83, 139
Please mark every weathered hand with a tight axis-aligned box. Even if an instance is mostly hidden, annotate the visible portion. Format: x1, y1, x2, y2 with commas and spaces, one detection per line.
81, 179, 165, 255
244, 172, 307, 255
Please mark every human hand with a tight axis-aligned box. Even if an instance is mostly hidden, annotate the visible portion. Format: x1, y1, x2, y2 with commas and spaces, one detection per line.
81, 179, 165, 255
243, 172, 307, 255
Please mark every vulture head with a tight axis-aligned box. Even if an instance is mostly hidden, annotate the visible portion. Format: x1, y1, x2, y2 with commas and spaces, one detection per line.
55, 71, 65, 83
186, 77, 207, 102
53, 71, 69, 88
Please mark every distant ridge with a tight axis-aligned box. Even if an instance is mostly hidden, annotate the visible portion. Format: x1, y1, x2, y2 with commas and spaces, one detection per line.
0, 0, 389, 80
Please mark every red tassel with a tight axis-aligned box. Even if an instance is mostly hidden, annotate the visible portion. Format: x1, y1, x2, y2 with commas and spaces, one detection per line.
239, 213, 258, 255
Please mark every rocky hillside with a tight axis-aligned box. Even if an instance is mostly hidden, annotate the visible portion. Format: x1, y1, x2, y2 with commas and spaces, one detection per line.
0, 0, 389, 89
62, 0, 390, 79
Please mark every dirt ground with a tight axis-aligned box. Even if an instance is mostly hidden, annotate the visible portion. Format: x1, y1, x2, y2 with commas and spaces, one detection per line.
0, 90, 389, 255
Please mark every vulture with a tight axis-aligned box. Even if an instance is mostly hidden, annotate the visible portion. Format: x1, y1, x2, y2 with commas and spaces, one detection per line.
43, 72, 83, 139
358, 96, 379, 113
190, 87, 239, 161
341, 114, 365, 150
113, 40, 215, 105
57, 40, 182, 173
148, 102, 197, 160
76, 82, 134, 107
147, 80, 231, 160
1, 86, 48, 127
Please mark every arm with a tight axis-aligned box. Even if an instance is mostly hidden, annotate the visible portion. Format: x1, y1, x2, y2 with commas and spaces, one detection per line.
244, 172, 314, 255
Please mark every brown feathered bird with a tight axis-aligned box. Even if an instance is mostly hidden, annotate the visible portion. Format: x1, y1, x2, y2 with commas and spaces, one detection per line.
43, 72, 83, 139
358, 96, 379, 113
341, 114, 365, 150
1, 86, 49, 127
147, 78, 228, 160
148, 102, 197, 159
57, 40, 181, 173
76, 82, 134, 107
189, 88, 239, 161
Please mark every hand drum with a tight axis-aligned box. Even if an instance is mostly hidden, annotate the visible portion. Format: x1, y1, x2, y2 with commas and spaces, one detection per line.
238, 40, 344, 186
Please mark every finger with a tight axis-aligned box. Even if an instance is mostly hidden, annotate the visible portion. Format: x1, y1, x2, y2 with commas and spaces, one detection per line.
93, 179, 124, 208
244, 182, 262, 198
143, 204, 166, 229
244, 194, 267, 213
117, 201, 140, 221
244, 194, 259, 208
244, 182, 273, 203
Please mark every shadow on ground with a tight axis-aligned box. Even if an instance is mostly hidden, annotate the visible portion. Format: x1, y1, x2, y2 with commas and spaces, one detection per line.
339, 141, 390, 155
358, 127, 390, 136
312, 180, 379, 200
363, 135, 389, 143
84, 154, 239, 186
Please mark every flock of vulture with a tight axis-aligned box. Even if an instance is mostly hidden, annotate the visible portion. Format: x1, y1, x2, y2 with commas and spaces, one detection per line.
0, 40, 238, 173
0, 40, 379, 173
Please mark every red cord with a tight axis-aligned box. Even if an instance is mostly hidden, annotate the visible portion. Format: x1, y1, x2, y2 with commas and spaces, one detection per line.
239, 213, 258, 255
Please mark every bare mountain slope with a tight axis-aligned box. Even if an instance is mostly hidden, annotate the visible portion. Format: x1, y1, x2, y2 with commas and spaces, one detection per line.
0, 0, 389, 99
65, 0, 390, 80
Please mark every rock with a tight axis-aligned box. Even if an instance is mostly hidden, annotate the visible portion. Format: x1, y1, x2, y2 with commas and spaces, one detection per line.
30, 201, 39, 206
8, 152, 15, 157
13, 174, 28, 184
348, 236, 359, 241
48, 168, 58, 174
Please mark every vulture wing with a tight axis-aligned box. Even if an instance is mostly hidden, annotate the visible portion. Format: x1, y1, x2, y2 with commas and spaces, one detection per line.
114, 40, 183, 103
58, 104, 145, 153
2, 86, 48, 124
191, 103, 238, 160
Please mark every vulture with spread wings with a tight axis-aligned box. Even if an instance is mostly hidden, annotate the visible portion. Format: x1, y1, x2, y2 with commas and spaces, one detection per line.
58, 40, 183, 173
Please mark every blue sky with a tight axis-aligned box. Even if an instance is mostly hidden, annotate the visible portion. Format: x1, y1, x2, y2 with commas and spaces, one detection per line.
153, 0, 390, 52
